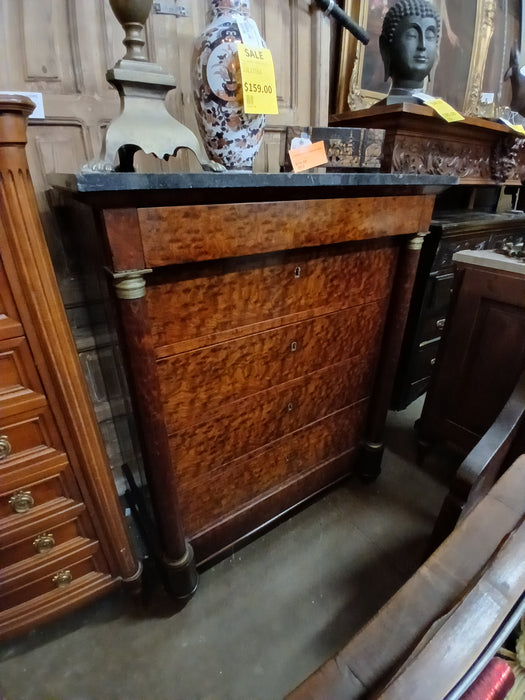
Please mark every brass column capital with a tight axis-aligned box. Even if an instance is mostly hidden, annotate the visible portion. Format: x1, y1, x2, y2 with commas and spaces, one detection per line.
108, 268, 153, 300
408, 232, 427, 251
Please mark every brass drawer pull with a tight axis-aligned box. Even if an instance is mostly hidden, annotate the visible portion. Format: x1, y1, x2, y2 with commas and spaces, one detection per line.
436, 318, 446, 331
52, 570, 73, 588
33, 533, 56, 554
0, 434, 12, 460
430, 357, 436, 366
8, 490, 35, 513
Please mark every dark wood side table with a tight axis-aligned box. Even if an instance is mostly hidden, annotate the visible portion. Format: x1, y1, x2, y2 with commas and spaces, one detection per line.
418, 249, 525, 458
50, 171, 454, 598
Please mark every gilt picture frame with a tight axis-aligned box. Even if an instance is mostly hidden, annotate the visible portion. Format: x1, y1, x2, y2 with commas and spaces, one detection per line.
335, 0, 500, 117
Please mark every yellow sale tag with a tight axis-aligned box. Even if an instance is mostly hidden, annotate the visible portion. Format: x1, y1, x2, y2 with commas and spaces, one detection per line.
500, 118, 525, 135
289, 141, 328, 173
427, 98, 464, 122
238, 45, 278, 115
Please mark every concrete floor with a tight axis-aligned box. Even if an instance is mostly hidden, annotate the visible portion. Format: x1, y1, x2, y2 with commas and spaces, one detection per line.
0, 398, 455, 700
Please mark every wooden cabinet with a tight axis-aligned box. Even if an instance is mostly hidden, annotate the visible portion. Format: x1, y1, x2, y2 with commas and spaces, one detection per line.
392, 211, 525, 409
0, 96, 139, 640
329, 104, 525, 411
418, 249, 525, 458
51, 169, 453, 597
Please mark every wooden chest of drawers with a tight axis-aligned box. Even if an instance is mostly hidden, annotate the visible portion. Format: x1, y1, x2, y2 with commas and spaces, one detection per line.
51, 170, 454, 598
0, 96, 139, 640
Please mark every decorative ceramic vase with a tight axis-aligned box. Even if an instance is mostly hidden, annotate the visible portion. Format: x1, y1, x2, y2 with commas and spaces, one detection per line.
192, 0, 266, 171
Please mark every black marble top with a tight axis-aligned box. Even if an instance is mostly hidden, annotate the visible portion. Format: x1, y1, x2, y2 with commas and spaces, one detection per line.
49, 171, 456, 194
48, 171, 458, 209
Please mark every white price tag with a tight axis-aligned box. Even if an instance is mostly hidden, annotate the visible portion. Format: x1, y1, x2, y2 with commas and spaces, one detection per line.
412, 92, 433, 103
237, 16, 264, 48
290, 133, 312, 149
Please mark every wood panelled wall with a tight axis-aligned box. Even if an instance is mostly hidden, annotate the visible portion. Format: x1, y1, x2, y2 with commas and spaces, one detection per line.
0, 0, 331, 491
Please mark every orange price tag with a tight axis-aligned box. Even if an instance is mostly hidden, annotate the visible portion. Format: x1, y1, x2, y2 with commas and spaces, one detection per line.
288, 141, 327, 173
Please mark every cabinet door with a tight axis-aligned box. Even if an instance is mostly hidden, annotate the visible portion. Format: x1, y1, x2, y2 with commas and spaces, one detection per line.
420, 265, 525, 455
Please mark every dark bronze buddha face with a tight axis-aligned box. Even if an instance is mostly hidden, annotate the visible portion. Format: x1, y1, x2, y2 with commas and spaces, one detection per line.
380, 0, 440, 92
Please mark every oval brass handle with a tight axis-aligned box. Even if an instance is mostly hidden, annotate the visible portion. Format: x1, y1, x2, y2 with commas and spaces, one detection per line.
0, 435, 12, 460
33, 533, 56, 554
52, 570, 73, 588
8, 490, 35, 513
436, 319, 446, 331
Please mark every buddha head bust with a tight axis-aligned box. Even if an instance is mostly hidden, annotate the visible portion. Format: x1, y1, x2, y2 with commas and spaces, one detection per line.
379, 0, 440, 97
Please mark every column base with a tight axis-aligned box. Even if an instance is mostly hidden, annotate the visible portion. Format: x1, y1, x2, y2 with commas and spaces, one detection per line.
161, 543, 199, 600
358, 442, 384, 482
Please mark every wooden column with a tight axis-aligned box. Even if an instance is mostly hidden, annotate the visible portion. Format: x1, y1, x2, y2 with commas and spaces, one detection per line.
110, 271, 198, 600
359, 232, 425, 480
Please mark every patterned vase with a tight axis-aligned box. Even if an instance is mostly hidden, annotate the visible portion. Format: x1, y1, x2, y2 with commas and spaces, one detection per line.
192, 0, 266, 171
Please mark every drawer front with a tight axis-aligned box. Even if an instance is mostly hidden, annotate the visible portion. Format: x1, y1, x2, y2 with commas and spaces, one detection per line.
0, 453, 78, 519
418, 312, 447, 345
170, 355, 376, 483
0, 405, 64, 466
424, 273, 454, 316
0, 336, 45, 413
0, 538, 106, 611
0, 571, 117, 641
409, 338, 440, 384
0, 259, 22, 340
179, 400, 368, 535
138, 196, 433, 266
147, 242, 396, 353
0, 336, 41, 395
0, 500, 86, 568
158, 302, 386, 429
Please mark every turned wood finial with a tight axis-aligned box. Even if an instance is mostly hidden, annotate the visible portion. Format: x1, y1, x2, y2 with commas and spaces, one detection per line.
0, 94, 35, 145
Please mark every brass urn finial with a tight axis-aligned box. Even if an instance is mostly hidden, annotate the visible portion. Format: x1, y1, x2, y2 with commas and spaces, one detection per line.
109, 0, 152, 62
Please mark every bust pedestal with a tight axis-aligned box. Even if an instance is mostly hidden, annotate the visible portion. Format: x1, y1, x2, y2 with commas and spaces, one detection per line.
331, 103, 523, 186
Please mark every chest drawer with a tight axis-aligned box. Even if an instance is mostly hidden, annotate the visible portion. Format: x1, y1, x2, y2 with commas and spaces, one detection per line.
1, 452, 78, 518
0, 404, 65, 466
158, 301, 386, 430
147, 242, 397, 354
170, 355, 376, 486
1, 336, 43, 394
0, 538, 107, 611
0, 499, 86, 568
178, 400, 368, 536
0, 337, 47, 419
0, 259, 22, 341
